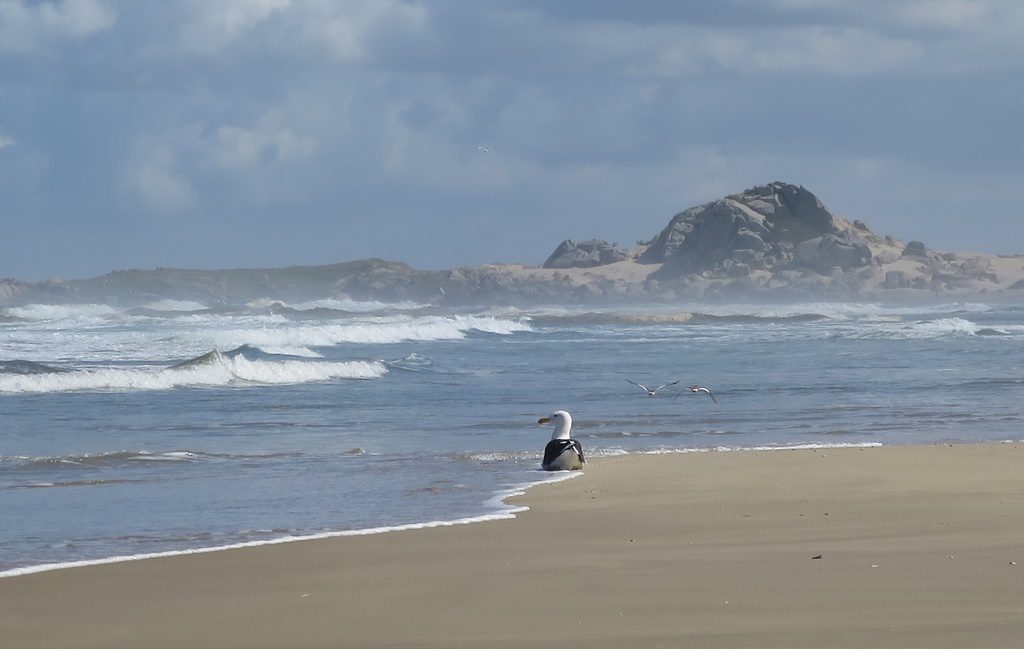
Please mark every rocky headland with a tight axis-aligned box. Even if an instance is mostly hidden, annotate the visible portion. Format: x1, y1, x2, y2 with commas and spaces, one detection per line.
5, 182, 1024, 307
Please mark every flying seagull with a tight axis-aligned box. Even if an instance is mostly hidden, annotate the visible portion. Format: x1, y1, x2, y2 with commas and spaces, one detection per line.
626, 379, 680, 396
684, 384, 719, 405
537, 410, 585, 471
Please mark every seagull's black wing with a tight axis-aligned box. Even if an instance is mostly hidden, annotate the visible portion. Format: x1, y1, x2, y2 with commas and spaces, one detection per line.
542, 439, 585, 470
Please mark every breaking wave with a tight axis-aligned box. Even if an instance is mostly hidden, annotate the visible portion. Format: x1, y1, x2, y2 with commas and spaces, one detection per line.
500, 302, 1001, 328
247, 297, 428, 313
0, 354, 386, 394
208, 315, 531, 349
140, 300, 210, 312
531, 311, 826, 326
842, 317, 1024, 340
2, 303, 119, 322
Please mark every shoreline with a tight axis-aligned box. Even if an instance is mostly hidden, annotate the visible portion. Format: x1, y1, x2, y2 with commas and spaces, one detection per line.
0, 471, 576, 580
4, 442, 1024, 648
0, 442, 894, 579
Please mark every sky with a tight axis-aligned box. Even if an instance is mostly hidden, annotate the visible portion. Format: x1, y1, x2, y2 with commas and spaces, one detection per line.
2, 0, 1023, 281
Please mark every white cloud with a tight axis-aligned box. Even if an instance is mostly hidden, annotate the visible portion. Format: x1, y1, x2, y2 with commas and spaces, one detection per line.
177, 0, 289, 54
895, 0, 992, 30
565, 2, 1024, 79
214, 112, 315, 167
128, 144, 195, 209
745, 26, 923, 73
296, 0, 430, 62
602, 23, 923, 78
0, 0, 115, 52
0, 134, 14, 149
169, 0, 431, 61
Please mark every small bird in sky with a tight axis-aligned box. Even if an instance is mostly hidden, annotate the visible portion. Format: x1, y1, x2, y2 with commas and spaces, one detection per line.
626, 379, 680, 396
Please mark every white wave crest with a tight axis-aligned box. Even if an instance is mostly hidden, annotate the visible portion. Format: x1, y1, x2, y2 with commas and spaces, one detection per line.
905, 317, 982, 337
0, 357, 386, 394
246, 297, 427, 312
255, 346, 323, 358
838, 316, 1024, 340
292, 298, 427, 312
141, 300, 209, 312
455, 315, 532, 335
3, 303, 119, 321
210, 315, 531, 348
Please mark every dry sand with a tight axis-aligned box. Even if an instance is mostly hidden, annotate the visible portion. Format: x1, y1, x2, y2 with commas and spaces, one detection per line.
3, 444, 1024, 648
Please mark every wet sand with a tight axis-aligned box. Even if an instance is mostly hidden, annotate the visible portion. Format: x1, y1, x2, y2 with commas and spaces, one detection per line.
3, 443, 1024, 648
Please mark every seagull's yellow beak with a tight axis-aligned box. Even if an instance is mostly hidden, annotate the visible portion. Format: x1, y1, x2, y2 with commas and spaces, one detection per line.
537, 417, 551, 425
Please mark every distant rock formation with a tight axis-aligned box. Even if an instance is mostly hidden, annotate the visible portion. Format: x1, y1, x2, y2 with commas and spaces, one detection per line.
901, 241, 928, 258
543, 239, 630, 269
0, 278, 28, 302
3, 181, 1023, 307
641, 182, 867, 280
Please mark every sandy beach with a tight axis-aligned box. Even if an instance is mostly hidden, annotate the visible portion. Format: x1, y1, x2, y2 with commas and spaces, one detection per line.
3, 443, 1024, 648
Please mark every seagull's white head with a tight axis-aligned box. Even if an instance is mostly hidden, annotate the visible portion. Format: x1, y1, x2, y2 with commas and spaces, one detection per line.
537, 410, 573, 440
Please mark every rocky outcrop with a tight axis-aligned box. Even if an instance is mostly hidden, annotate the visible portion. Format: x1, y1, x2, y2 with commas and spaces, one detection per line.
795, 233, 872, 273
902, 241, 928, 258
884, 271, 911, 289
543, 239, 630, 269
8, 260, 435, 307
0, 278, 29, 304
640, 198, 774, 272
644, 182, 870, 280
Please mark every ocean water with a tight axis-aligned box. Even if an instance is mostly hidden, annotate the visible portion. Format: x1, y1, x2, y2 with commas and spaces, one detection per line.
2, 298, 1023, 576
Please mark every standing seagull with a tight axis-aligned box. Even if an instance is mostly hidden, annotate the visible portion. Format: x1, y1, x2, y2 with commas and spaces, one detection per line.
537, 410, 585, 471
686, 384, 719, 404
626, 378, 680, 396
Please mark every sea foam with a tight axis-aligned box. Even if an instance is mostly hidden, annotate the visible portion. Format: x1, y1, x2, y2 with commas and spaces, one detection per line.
3, 303, 119, 322
208, 315, 531, 349
0, 356, 387, 394
246, 297, 427, 312
140, 300, 210, 312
